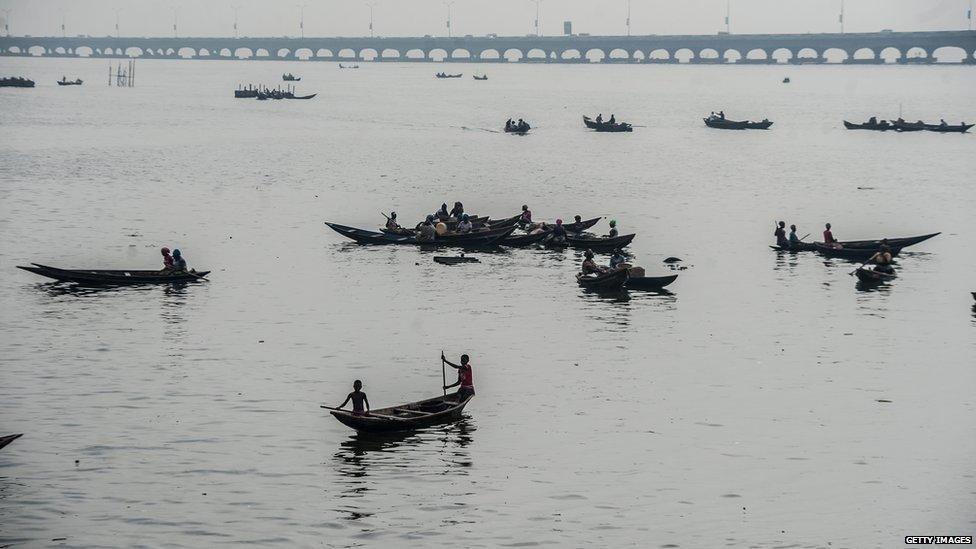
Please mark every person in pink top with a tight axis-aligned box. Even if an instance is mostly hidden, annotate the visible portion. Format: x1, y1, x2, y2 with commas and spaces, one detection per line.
442, 352, 475, 402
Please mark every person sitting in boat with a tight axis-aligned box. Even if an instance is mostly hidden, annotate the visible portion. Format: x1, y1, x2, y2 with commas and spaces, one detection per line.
573, 215, 582, 225
171, 249, 187, 272
161, 247, 174, 271
551, 219, 568, 243
581, 249, 606, 275
450, 202, 465, 219
434, 204, 449, 222
823, 223, 839, 248
940, 119, 947, 127
868, 116, 878, 124
418, 216, 437, 242
606, 219, 619, 238
609, 249, 628, 270
718, 110, 725, 119
788, 224, 801, 246
457, 214, 473, 233
519, 204, 532, 225
442, 352, 475, 401
774, 221, 788, 247
385, 211, 402, 231
596, 114, 603, 124
869, 242, 895, 274
505, 119, 513, 131
608, 114, 616, 125
337, 380, 370, 415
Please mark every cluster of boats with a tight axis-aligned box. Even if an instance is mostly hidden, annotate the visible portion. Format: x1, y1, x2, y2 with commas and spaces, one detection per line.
0, 76, 35, 88
844, 117, 972, 133
233, 84, 316, 100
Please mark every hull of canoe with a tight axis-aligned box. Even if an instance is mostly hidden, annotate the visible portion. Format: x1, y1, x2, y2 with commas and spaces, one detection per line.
329, 394, 472, 432
433, 256, 480, 265
625, 274, 678, 290
328, 222, 514, 247
488, 215, 522, 229
843, 120, 890, 131
855, 267, 896, 283
815, 244, 902, 261
770, 243, 818, 252
0, 434, 23, 451
500, 232, 551, 247
577, 268, 629, 290
836, 232, 940, 250
17, 264, 209, 285
565, 233, 636, 250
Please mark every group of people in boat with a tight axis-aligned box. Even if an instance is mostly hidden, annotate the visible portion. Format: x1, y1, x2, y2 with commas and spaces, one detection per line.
580, 248, 629, 275
594, 114, 617, 125
160, 247, 188, 273
384, 202, 480, 240
505, 118, 531, 133
774, 221, 804, 248
335, 352, 474, 414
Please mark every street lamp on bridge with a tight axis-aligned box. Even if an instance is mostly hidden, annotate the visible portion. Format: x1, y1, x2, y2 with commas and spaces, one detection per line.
113, 8, 122, 39
839, 0, 845, 33
626, 0, 631, 36
232, 5, 240, 39
298, 3, 306, 39
60, 9, 66, 38
366, 2, 377, 38
444, 1, 454, 38
2, 9, 10, 37
172, 7, 179, 38
529, 0, 542, 36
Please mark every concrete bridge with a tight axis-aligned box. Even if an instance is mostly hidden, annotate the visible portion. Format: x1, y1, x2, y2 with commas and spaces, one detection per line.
1, 30, 974, 64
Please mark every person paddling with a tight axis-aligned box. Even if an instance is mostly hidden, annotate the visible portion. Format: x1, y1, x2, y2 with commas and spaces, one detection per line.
418, 215, 437, 242
442, 352, 475, 401
609, 249, 628, 269
450, 202, 464, 219
385, 211, 401, 231
581, 249, 606, 274
519, 204, 532, 225
172, 249, 187, 272
774, 221, 788, 247
337, 380, 370, 415
788, 224, 801, 246
868, 241, 895, 274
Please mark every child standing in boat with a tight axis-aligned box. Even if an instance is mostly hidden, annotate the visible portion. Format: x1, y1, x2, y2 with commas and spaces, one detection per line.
442, 353, 475, 401
337, 380, 370, 415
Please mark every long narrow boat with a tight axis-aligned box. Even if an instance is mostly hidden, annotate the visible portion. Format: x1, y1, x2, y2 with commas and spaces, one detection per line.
923, 123, 973, 133
546, 217, 602, 234
814, 243, 903, 261
854, 267, 896, 284
704, 117, 773, 130
500, 231, 551, 247
971, 291, 975, 302
625, 273, 678, 290
0, 434, 23, 451
487, 214, 522, 229
770, 243, 818, 252
771, 232, 939, 253
435, 73, 463, 78
844, 120, 890, 131
286, 93, 317, 100
583, 116, 633, 132
564, 233, 636, 250
577, 268, 629, 290
326, 222, 514, 247
324, 393, 472, 432
17, 264, 210, 285
433, 256, 479, 265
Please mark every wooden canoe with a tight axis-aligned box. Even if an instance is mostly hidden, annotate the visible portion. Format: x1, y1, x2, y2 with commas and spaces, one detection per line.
500, 231, 551, 247
324, 393, 472, 432
625, 273, 678, 290
434, 256, 480, 265
814, 243, 903, 261
576, 268, 629, 290
17, 264, 209, 284
854, 267, 896, 283
0, 434, 23, 451
565, 233, 636, 250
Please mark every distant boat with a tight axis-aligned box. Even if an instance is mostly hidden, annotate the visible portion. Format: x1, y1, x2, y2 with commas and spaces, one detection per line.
339, 63, 359, 69
0, 77, 35, 88
0, 434, 23, 451
844, 119, 890, 131
473, 74, 488, 80
57, 77, 83, 86
582, 115, 633, 132
782, 77, 790, 83
282, 73, 301, 81
892, 118, 973, 133
704, 115, 773, 130
435, 73, 463, 78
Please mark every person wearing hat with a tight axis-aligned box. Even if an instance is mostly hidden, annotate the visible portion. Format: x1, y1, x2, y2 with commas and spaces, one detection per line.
581, 249, 606, 275
457, 214, 473, 233
607, 219, 619, 238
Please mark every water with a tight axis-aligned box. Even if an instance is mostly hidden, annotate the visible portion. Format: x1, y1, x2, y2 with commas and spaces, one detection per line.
1, 57, 975, 548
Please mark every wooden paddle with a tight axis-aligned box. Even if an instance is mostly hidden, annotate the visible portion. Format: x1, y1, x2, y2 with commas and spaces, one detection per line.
441, 351, 447, 396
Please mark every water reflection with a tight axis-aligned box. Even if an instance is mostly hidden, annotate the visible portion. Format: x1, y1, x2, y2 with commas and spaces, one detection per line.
330, 419, 475, 520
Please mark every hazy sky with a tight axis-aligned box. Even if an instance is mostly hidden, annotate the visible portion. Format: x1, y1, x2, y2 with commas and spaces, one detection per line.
0, 0, 971, 38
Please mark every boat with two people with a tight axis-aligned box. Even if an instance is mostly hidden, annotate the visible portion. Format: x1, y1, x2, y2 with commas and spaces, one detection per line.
57, 76, 83, 86
583, 114, 633, 132
504, 118, 531, 134
891, 118, 972, 133
843, 117, 891, 131
704, 111, 773, 130
473, 74, 488, 80
17, 247, 209, 285
282, 73, 301, 81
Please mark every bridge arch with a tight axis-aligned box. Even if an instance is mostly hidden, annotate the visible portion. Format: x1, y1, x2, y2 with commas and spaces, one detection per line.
632, 50, 645, 61
295, 47, 314, 60
338, 48, 357, 59
234, 47, 253, 59
560, 48, 581, 60
853, 47, 875, 60
26, 45, 43, 56
673, 48, 694, 63
428, 48, 448, 61
723, 49, 741, 62
880, 46, 901, 63
823, 47, 849, 62
405, 48, 425, 59
526, 48, 546, 60
648, 48, 670, 60
503, 48, 523, 62
381, 48, 401, 59
479, 48, 500, 60
125, 46, 144, 57
796, 47, 819, 60
609, 48, 628, 59
746, 48, 768, 60
585, 48, 606, 62
451, 48, 471, 59
53, 46, 66, 55
933, 46, 966, 62
315, 48, 334, 58
276, 48, 291, 58
358, 48, 378, 60
771, 47, 793, 63
906, 46, 928, 59
197, 48, 211, 57
699, 47, 719, 59
177, 47, 196, 58
255, 48, 270, 58
219, 47, 232, 57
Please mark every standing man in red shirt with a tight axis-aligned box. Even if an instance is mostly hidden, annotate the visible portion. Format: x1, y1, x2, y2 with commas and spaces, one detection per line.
442, 352, 475, 402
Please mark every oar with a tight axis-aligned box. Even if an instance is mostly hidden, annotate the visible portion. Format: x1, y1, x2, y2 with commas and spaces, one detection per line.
441, 351, 447, 396
799, 233, 811, 241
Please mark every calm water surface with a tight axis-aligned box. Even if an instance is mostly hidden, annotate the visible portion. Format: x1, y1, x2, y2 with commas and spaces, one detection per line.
1, 58, 975, 548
